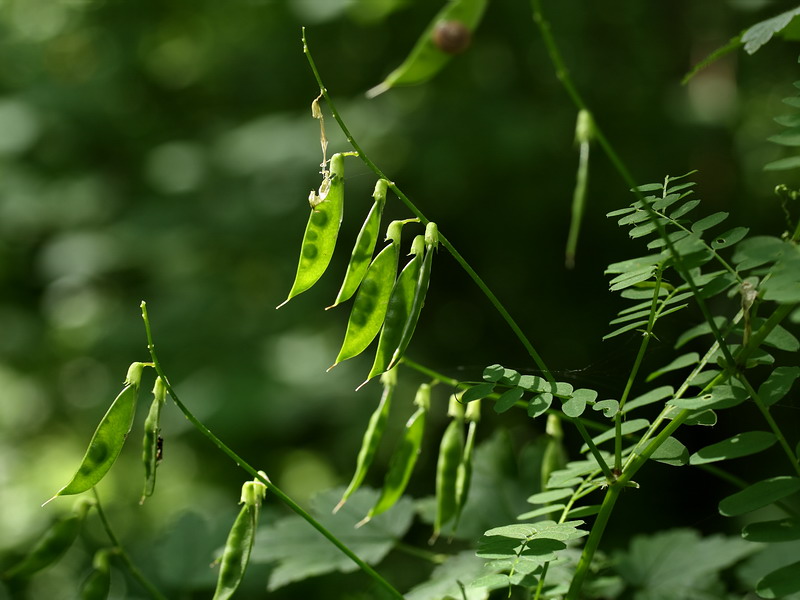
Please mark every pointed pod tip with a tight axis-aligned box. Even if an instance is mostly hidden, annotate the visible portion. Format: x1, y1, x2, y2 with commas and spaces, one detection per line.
326, 363, 338, 373
355, 515, 371, 529
332, 500, 344, 514
275, 298, 291, 310
365, 82, 390, 99
41, 494, 58, 507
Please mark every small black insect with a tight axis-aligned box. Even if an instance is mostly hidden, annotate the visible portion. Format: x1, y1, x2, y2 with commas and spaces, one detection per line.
156, 436, 164, 462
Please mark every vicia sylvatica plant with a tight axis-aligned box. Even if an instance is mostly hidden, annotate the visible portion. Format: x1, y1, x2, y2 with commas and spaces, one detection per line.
4, 2, 800, 599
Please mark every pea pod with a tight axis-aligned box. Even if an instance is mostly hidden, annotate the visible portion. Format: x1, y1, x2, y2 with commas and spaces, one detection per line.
432, 397, 465, 541
329, 179, 389, 309
80, 549, 111, 600
452, 399, 479, 533
359, 383, 430, 526
277, 153, 346, 308
387, 222, 438, 370
361, 234, 425, 388
330, 220, 411, 369
46, 363, 145, 504
540, 413, 567, 490
565, 110, 594, 269
140, 376, 167, 503
4, 498, 93, 580
213, 474, 268, 600
335, 368, 397, 513
366, 0, 489, 97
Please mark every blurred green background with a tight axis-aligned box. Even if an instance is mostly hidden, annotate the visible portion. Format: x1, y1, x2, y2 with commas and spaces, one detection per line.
1, 0, 799, 597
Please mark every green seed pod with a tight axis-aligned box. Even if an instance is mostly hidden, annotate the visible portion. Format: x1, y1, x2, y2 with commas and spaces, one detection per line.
278, 153, 346, 307
362, 235, 425, 387
80, 549, 111, 600
360, 383, 430, 525
213, 476, 268, 600
432, 396, 465, 541
387, 222, 438, 370
329, 179, 389, 309
366, 0, 489, 97
452, 399, 479, 533
330, 220, 412, 369
565, 110, 593, 269
4, 498, 93, 580
541, 414, 568, 490
140, 376, 167, 503
335, 368, 397, 513
46, 363, 145, 503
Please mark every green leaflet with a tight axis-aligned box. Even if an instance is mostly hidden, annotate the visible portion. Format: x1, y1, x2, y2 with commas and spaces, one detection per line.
361, 383, 430, 524
718, 476, 800, 517
363, 235, 425, 386
689, 431, 777, 465
47, 363, 145, 503
329, 179, 388, 308
140, 376, 167, 503
278, 153, 346, 307
335, 369, 396, 513
366, 0, 489, 97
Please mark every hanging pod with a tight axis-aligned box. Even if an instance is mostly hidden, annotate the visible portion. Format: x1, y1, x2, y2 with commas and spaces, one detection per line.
432, 396, 465, 542
361, 234, 425, 388
387, 222, 438, 371
278, 153, 346, 307
335, 368, 397, 513
366, 0, 489, 97
213, 473, 268, 600
140, 376, 167, 503
45, 363, 146, 504
4, 498, 93, 580
330, 219, 414, 369
329, 179, 389, 309
565, 110, 594, 269
80, 549, 112, 600
359, 383, 430, 526
452, 398, 479, 534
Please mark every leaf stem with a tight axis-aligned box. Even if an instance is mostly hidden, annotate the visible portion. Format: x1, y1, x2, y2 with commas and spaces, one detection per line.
91, 489, 168, 600
139, 302, 404, 600
302, 28, 554, 383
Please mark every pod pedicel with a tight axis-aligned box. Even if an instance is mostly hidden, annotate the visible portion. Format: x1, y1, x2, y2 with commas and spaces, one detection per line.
278, 153, 346, 307
213, 474, 268, 600
335, 368, 397, 513
387, 222, 438, 370
140, 376, 167, 503
3, 498, 93, 580
361, 234, 425, 387
432, 397, 465, 541
46, 363, 145, 504
80, 549, 111, 600
359, 383, 430, 526
366, 0, 489, 97
330, 220, 411, 369
329, 179, 389, 308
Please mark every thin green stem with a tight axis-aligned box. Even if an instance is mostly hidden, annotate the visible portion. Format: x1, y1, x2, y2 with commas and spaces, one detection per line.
614, 267, 664, 471
91, 489, 168, 600
401, 358, 462, 388
736, 374, 800, 477
302, 28, 554, 383
140, 302, 404, 600
572, 419, 615, 482
394, 542, 448, 565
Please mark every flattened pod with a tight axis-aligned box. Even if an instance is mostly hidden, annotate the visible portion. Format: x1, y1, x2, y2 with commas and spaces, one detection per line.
278, 153, 345, 307
46, 363, 145, 503
4, 498, 93, 580
330, 220, 409, 368
335, 368, 397, 513
140, 376, 167, 503
362, 235, 425, 387
388, 222, 438, 370
366, 0, 489, 97
213, 477, 268, 600
432, 398, 465, 540
453, 399, 479, 533
360, 383, 430, 525
80, 549, 111, 600
329, 179, 389, 308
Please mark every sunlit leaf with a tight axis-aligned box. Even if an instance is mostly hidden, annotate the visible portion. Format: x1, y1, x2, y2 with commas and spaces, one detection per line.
689, 431, 777, 465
